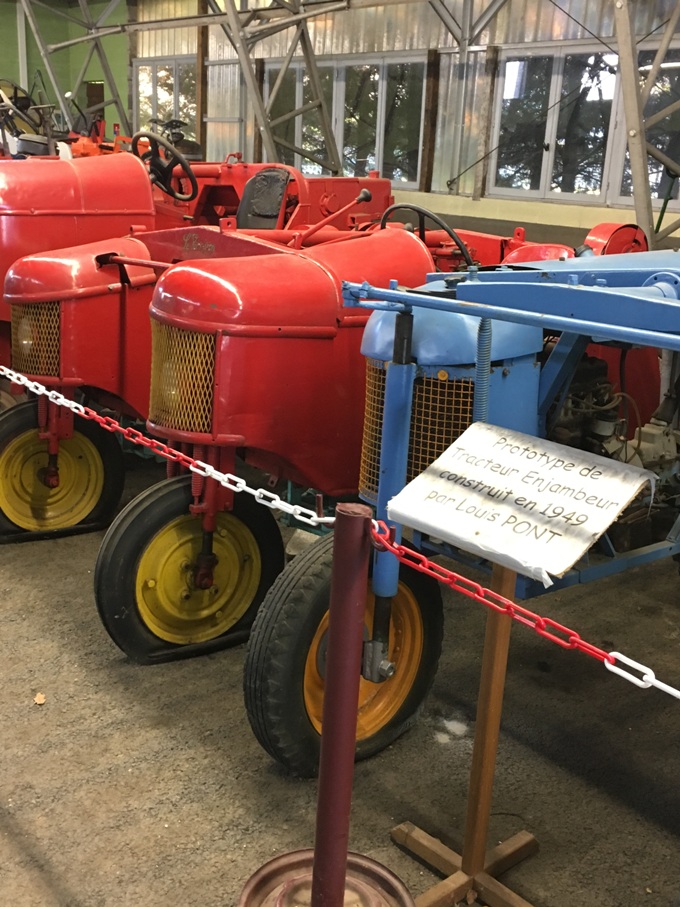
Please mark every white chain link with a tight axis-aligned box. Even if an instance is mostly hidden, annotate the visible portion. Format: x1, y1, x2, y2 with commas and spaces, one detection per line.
0, 365, 333, 529
4, 365, 680, 702
605, 651, 680, 700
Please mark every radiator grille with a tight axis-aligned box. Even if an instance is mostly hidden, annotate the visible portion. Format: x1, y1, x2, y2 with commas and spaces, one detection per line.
11, 302, 60, 377
148, 321, 216, 434
359, 360, 475, 500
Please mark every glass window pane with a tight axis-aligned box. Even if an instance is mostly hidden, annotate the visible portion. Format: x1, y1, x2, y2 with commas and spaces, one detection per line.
495, 56, 552, 190
267, 67, 296, 166
156, 66, 176, 126
620, 48, 680, 199
137, 65, 153, 130
343, 64, 379, 177
382, 62, 424, 183
301, 66, 334, 175
177, 63, 197, 139
551, 53, 617, 195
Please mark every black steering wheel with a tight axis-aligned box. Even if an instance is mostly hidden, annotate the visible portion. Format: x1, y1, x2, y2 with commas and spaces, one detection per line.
380, 203, 474, 268
131, 131, 198, 202
0, 79, 42, 135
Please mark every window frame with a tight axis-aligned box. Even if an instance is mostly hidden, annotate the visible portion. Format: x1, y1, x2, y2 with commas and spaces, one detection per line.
487, 44, 621, 205
263, 54, 427, 187
133, 55, 198, 137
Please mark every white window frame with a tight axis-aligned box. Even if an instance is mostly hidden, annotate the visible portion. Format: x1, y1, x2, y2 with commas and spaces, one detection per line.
487, 44, 622, 207
263, 54, 427, 188
133, 56, 197, 135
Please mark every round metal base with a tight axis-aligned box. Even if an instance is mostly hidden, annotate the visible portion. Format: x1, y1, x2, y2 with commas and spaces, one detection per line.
238, 849, 416, 906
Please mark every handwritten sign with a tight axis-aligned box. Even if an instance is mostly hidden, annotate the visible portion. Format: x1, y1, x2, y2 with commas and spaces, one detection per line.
387, 423, 656, 586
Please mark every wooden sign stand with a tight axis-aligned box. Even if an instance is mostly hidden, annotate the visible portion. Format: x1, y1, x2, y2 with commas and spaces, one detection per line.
391, 563, 539, 907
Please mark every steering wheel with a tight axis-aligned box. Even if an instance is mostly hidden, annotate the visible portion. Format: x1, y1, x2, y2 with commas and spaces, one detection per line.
131, 131, 198, 202
380, 203, 474, 268
0, 79, 42, 135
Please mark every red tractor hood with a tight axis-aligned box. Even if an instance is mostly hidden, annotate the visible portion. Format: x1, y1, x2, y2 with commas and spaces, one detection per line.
0, 152, 154, 218
150, 228, 434, 335
4, 235, 158, 303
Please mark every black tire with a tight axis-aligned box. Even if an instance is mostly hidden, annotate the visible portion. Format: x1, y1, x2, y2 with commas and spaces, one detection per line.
244, 532, 444, 777
0, 399, 125, 536
94, 475, 285, 664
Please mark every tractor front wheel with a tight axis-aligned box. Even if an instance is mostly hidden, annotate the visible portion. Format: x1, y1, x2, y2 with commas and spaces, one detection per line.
243, 532, 444, 777
94, 475, 285, 663
0, 399, 125, 538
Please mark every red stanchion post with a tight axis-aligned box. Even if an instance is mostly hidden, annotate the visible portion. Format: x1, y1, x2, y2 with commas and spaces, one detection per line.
311, 502, 374, 906
238, 503, 416, 907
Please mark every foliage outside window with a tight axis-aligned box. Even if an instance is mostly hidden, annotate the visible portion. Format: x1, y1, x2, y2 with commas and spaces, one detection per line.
620, 48, 680, 201
492, 51, 616, 198
266, 59, 425, 184
135, 58, 197, 139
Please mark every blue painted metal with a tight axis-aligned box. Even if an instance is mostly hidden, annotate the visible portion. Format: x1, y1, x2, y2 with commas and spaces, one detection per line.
344, 261, 680, 599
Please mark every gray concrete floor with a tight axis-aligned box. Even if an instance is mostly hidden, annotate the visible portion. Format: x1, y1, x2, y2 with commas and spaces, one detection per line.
1, 455, 679, 907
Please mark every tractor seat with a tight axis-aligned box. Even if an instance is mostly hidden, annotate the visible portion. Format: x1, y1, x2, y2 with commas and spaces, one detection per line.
16, 133, 49, 155
236, 167, 290, 229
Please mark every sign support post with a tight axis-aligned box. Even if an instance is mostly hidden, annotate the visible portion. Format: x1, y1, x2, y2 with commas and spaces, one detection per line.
392, 563, 538, 907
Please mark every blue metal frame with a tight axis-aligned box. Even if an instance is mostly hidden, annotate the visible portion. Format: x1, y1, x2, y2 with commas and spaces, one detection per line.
343, 253, 680, 598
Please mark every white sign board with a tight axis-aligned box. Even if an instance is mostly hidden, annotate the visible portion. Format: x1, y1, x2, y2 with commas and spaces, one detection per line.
387, 423, 656, 587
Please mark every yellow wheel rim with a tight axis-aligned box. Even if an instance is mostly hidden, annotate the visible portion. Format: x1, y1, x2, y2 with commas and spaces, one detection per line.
135, 511, 261, 645
0, 428, 105, 530
303, 581, 424, 741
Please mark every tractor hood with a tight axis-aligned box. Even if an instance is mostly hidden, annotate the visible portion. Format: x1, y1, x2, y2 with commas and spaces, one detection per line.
4, 235, 158, 303
0, 152, 155, 218
150, 228, 434, 335
362, 276, 544, 365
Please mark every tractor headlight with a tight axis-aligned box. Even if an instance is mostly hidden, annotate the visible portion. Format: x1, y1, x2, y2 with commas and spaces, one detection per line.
16, 317, 35, 354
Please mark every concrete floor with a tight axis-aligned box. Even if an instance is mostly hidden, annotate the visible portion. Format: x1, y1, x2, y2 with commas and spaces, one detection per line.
2, 455, 680, 907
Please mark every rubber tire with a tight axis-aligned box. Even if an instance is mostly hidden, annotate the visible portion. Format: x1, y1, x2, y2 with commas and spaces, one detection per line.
0, 378, 27, 412
243, 532, 444, 777
94, 475, 285, 664
0, 399, 125, 535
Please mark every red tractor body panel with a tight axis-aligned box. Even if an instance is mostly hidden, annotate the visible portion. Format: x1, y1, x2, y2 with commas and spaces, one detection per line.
0, 153, 156, 360
0, 154, 395, 368
5, 228, 299, 419
147, 229, 435, 495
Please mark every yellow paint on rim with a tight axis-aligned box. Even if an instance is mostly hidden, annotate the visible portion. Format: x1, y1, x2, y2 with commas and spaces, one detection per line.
135, 511, 261, 645
303, 581, 424, 741
0, 428, 104, 530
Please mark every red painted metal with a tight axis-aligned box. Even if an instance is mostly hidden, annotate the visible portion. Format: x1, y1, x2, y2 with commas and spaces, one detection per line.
0, 154, 395, 368
148, 228, 435, 496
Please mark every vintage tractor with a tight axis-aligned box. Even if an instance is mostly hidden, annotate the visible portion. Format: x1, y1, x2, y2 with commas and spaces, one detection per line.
83, 226, 436, 663
0, 137, 396, 408
0, 165, 400, 540
242, 250, 678, 776
82, 215, 654, 666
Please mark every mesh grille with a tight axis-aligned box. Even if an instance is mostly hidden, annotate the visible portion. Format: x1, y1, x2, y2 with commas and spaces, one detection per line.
148, 321, 216, 434
358, 360, 386, 499
359, 361, 474, 500
11, 302, 60, 377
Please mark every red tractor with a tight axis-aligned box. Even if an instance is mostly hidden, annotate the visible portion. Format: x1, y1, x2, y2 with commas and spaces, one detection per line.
0, 135, 396, 409
0, 153, 402, 539
76, 215, 648, 664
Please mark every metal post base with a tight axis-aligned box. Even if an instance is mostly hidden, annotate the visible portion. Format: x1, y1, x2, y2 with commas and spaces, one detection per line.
239, 849, 416, 906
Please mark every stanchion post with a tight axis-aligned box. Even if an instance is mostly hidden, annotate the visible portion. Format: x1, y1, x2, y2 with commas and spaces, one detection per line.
311, 502, 373, 907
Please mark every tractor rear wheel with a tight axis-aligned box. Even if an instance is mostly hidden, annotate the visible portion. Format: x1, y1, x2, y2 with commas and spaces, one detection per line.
0, 399, 125, 538
94, 475, 285, 663
243, 532, 444, 777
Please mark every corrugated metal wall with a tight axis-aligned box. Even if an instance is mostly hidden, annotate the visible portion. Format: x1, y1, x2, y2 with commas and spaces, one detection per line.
136, 0, 680, 190
137, 0, 680, 59
137, 0, 197, 57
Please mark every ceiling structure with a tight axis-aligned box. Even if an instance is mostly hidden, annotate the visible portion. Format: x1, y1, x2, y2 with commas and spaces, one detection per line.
15, 0, 680, 244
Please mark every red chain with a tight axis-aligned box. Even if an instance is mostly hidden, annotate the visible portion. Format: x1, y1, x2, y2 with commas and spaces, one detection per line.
17, 379, 615, 667
371, 521, 615, 665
